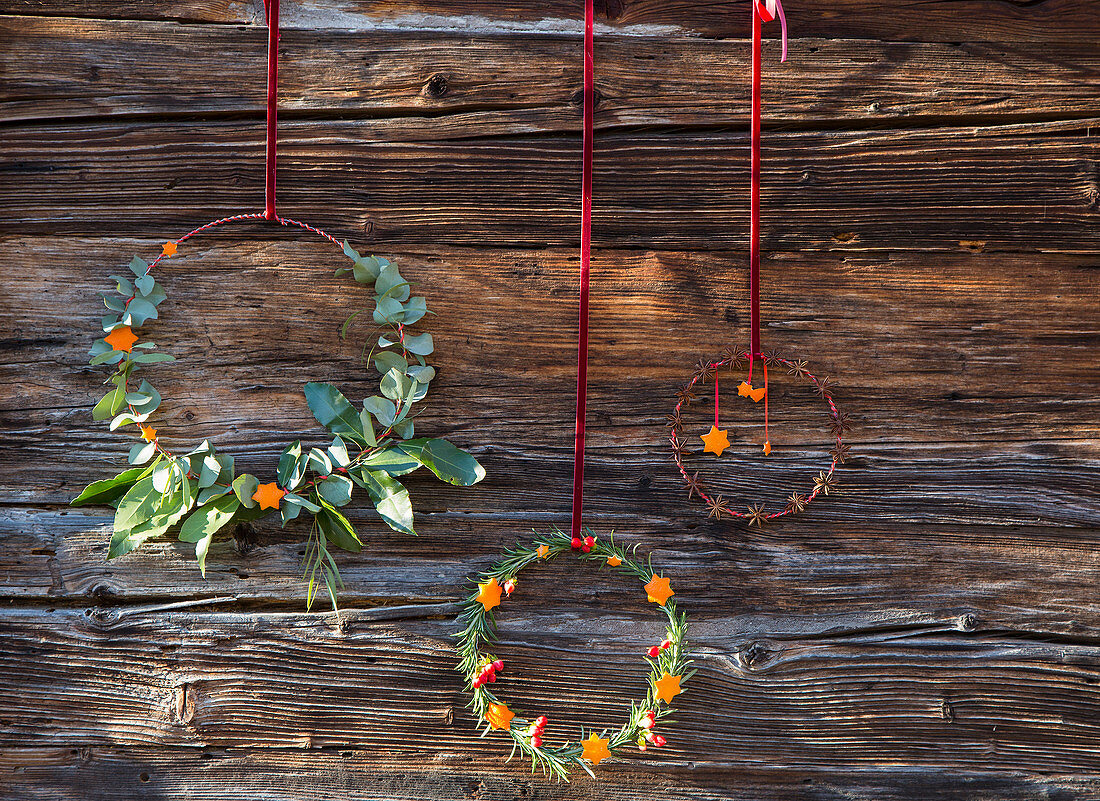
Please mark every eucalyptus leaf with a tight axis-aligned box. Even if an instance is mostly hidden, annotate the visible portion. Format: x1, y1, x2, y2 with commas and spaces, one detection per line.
131, 352, 175, 364
128, 440, 157, 465
127, 256, 149, 278
403, 332, 434, 356
373, 350, 408, 376
363, 396, 396, 428
134, 273, 155, 295
276, 441, 307, 490
303, 382, 367, 446
420, 439, 485, 486
71, 467, 147, 506
316, 501, 362, 552
317, 474, 353, 507
349, 468, 414, 535
283, 492, 321, 513
375, 264, 411, 302
178, 495, 240, 576
232, 473, 260, 508
126, 297, 158, 326
327, 436, 350, 468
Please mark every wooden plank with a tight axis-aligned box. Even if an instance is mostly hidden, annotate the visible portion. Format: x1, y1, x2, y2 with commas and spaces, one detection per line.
5, 17, 1099, 126
2, 123, 1098, 250
5, 747, 1100, 800
4, 607, 1100, 775
1, 0, 1097, 42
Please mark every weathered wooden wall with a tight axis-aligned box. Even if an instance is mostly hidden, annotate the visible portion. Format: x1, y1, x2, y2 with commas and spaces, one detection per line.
1, 1, 1098, 798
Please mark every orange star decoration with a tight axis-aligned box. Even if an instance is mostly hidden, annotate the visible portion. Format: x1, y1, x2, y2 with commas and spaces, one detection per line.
139, 425, 158, 442
476, 577, 503, 611
485, 702, 514, 731
606, 555, 622, 567
536, 545, 551, 559
737, 381, 766, 402
644, 574, 674, 606
104, 325, 138, 353
580, 733, 612, 766
252, 482, 285, 511
653, 672, 682, 704
763, 440, 772, 455
700, 425, 730, 457
161, 241, 178, 257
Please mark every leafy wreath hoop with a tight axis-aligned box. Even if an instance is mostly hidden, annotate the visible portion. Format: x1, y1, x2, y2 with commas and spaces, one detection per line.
72, 213, 485, 608
669, 349, 850, 524
454, 529, 693, 781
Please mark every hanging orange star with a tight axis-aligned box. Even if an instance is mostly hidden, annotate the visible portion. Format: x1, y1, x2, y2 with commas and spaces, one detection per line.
161, 241, 177, 257
606, 555, 622, 566
536, 545, 551, 559
476, 577, 503, 611
763, 440, 772, 455
139, 425, 157, 442
104, 325, 138, 353
653, 672, 682, 704
252, 482, 285, 511
700, 425, 730, 457
738, 381, 766, 402
485, 702, 514, 731
644, 574, 674, 606
580, 732, 612, 766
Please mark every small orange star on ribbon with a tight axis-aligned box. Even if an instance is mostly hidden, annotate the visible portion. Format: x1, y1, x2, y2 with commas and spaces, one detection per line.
644, 574, 674, 606
606, 555, 622, 566
536, 545, 550, 559
139, 425, 157, 442
252, 482, 285, 511
738, 381, 766, 402
580, 733, 612, 766
700, 425, 730, 456
476, 577, 503, 611
161, 241, 177, 257
653, 672, 682, 704
104, 325, 138, 353
485, 702, 514, 731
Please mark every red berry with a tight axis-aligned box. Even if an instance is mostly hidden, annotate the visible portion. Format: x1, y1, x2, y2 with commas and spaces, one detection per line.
487, 673, 496, 683
660, 639, 672, 650
571, 537, 582, 549
652, 734, 667, 748
638, 739, 648, 752
492, 660, 504, 672
647, 646, 661, 658
531, 736, 542, 748
535, 716, 549, 727
584, 535, 595, 547
639, 716, 654, 730
503, 579, 516, 595
472, 676, 483, 688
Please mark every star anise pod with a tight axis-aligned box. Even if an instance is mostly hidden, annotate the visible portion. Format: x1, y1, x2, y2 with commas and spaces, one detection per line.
784, 492, 807, 514
765, 347, 784, 365
669, 434, 689, 459
707, 494, 731, 520
746, 502, 768, 528
685, 471, 704, 500
665, 408, 684, 431
830, 411, 853, 436
692, 358, 717, 382
675, 385, 697, 405
813, 470, 837, 495
814, 376, 834, 399
721, 346, 743, 366
787, 359, 808, 379
829, 442, 851, 464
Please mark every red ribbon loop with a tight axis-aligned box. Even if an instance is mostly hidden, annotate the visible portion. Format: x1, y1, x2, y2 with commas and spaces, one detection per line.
754, 0, 788, 62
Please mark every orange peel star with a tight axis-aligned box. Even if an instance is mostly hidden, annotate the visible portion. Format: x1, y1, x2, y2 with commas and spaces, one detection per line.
476, 577, 503, 611
580, 733, 612, 766
161, 241, 177, 257
700, 425, 730, 457
485, 702, 514, 731
139, 425, 158, 442
738, 381, 766, 402
606, 555, 622, 566
536, 544, 551, 559
252, 482, 285, 511
763, 440, 772, 455
644, 574, 674, 606
104, 325, 138, 353
653, 672, 682, 704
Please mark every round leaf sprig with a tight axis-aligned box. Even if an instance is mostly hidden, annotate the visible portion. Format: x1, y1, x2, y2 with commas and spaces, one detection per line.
74, 219, 486, 609
454, 529, 694, 781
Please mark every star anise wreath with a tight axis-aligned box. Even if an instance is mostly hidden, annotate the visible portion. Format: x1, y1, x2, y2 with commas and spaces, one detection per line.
668, 350, 846, 525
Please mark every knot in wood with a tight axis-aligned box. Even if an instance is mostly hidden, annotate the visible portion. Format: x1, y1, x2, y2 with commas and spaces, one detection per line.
958, 612, 978, 632
423, 73, 449, 99
569, 87, 603, 111
741, 640, 771, 670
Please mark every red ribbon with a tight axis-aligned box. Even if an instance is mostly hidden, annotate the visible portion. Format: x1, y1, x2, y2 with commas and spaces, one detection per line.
263, 0, 280, 220
570, 0, 595, 540
749, 0, 787, 359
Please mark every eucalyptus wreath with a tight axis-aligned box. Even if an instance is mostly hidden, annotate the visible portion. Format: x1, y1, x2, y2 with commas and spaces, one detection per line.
72, 218, 485, 609
454, 529, 693, 780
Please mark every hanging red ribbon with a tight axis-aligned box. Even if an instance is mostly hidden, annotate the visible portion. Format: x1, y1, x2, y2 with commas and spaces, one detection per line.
570, 0, 595, 540
749, 0, 787, 359
263, 0, 280, 220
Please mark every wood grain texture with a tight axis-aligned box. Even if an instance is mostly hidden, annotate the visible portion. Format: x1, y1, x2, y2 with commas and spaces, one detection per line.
1, 1, 1098, 798
2, 0, 1099, 42
3, 121, 1098, 250
5, 17, 1099, 126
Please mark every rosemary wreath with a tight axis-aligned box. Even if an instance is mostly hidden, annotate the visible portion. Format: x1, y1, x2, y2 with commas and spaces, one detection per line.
454, 529, 693, 780
72, 218, 485, 609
